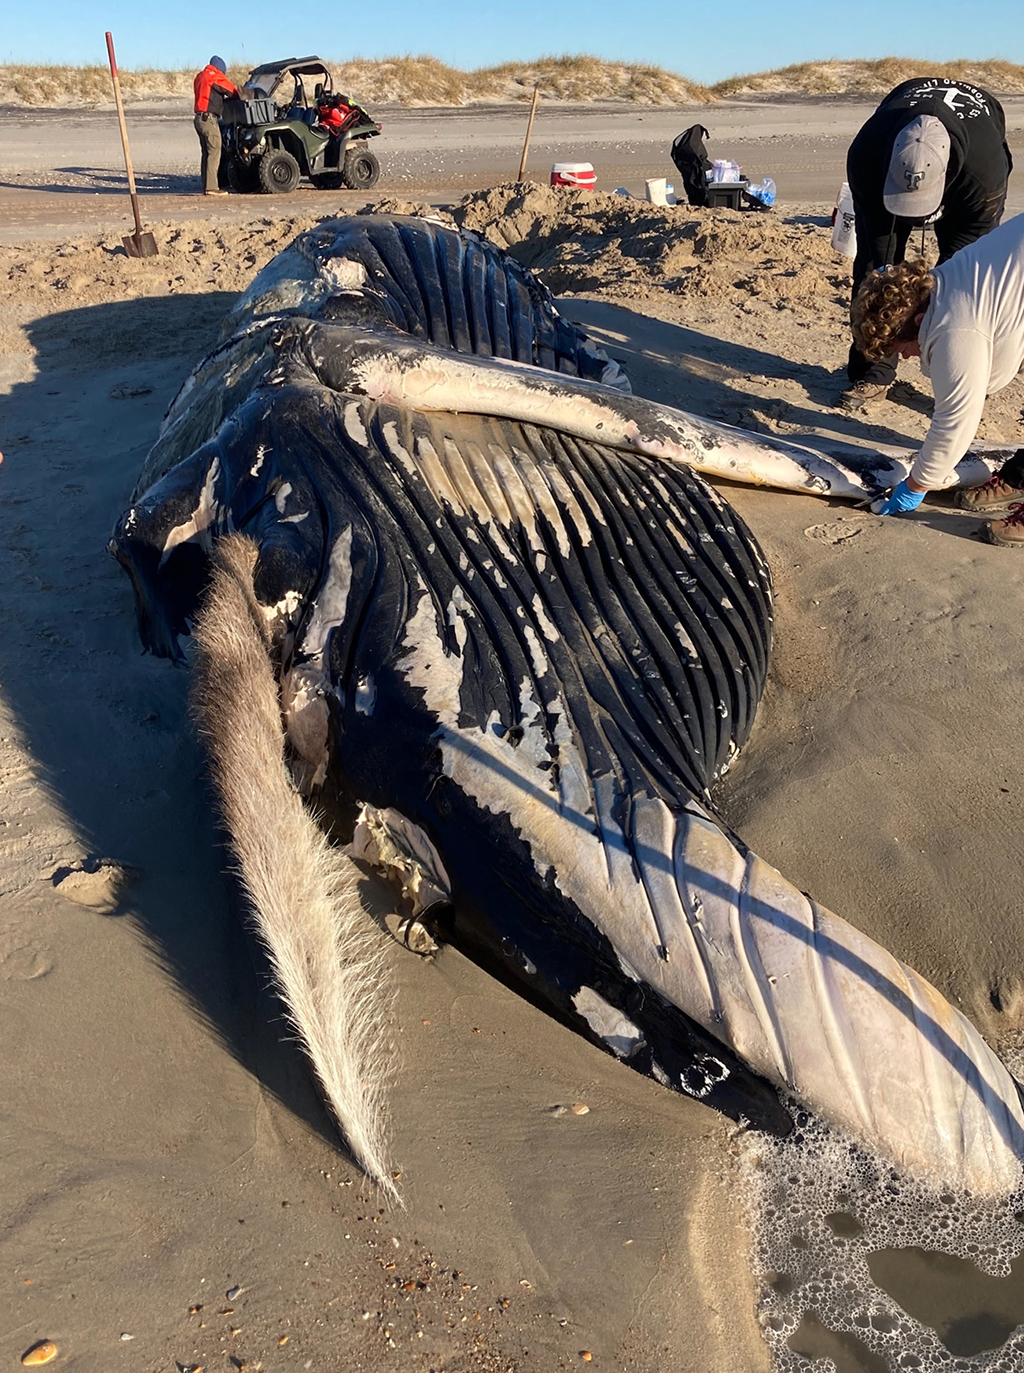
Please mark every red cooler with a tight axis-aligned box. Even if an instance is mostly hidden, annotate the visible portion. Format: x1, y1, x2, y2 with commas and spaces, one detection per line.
550, 162, 596, 190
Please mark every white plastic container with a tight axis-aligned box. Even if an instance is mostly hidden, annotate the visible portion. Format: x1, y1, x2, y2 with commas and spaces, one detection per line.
831, 182, 857, 258
711, 159, 742, 183
645, 177, 669, 205
551, 162, 596, 190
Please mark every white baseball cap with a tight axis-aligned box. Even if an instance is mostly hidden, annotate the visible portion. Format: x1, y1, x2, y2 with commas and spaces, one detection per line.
883, 115, 951, 218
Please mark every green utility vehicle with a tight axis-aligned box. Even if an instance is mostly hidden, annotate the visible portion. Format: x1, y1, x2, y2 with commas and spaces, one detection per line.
219, 56, 381, 194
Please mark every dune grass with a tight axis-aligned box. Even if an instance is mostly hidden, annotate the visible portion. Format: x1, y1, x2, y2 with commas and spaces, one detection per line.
713, 57, 1024, 97
0, 55, 1021, 108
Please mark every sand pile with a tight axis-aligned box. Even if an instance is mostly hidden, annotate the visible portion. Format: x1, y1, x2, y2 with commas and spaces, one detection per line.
0, 189, 851, 336
0, 215, 326, 373
0, 215, 319, 311
450, 182, 851, 312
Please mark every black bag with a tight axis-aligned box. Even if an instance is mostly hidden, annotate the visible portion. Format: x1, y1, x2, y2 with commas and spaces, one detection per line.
671, 125, 712, 207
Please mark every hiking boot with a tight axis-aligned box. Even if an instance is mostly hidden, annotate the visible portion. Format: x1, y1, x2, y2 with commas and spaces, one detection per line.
984, 502, 1024, 548
955, 470, 1024, 511
838, 380, 890, 411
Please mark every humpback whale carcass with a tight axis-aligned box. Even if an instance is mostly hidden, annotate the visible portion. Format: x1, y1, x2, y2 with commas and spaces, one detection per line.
111, 214, 1024, 1200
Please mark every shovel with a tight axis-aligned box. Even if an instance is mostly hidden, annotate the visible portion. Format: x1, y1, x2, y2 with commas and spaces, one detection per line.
105, 30, 158, 258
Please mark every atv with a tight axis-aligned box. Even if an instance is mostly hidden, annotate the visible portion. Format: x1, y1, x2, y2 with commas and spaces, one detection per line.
219, 56, 381, 194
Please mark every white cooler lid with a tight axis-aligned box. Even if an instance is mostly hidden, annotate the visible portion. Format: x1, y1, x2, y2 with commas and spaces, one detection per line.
551, 162, 594, 173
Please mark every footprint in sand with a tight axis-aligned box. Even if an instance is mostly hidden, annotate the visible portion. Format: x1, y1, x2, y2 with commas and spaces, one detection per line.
0, 934, 53, 980
50, 857, 138, 913
803, 519, 866, 545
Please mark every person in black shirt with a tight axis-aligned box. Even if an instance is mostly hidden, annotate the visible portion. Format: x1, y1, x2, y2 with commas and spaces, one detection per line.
840, 77, 1012, 409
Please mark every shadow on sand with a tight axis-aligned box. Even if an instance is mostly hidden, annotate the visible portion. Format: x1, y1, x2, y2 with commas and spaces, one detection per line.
0, 166, 199, 195
0, 291, 341, 1153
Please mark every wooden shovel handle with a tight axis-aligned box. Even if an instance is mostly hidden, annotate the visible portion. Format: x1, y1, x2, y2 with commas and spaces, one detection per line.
517, 84, 540, 182
105, 31, 143, 237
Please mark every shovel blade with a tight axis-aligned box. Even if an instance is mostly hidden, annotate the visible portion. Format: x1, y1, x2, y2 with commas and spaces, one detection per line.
123, 231, 159, 258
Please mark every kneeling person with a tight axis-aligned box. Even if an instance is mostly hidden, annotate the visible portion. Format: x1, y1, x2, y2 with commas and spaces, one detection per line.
851, 213, 1024, 545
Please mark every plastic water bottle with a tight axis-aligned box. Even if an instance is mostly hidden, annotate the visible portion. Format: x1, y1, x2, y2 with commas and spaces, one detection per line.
746, 177, 776, 207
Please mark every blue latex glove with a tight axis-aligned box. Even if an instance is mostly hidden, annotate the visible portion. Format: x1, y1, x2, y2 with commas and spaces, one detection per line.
870, 479, 927, 516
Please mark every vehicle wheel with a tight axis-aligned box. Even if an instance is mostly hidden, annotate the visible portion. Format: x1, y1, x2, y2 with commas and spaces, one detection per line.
226, 158, 260, 194
342, 146, 380, 191
311, 172, 344, 191
258, 148, 301, 194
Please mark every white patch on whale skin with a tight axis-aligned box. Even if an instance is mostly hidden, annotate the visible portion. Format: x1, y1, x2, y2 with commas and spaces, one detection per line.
343, 402, 369, 449
522, 625, 548, 679
250, 445, 268, 477
355, 675, 376, 716
274, 481, 293, 513
322, 256, 368, 291
531, 595, 559, 643
381, 420, 417, 476
277, 527, 357, 788
572, 987, 644, 1059
281, 666, 330, 790
262, 588, 302, 632
352, 803, 452, 917
447, 585, 474, 630
300, 526, 354, 668
673, 622, 696, 659
158, 455, 222, 567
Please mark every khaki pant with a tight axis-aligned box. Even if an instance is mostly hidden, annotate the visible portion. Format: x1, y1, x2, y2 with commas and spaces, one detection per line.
194, 112, 223, 193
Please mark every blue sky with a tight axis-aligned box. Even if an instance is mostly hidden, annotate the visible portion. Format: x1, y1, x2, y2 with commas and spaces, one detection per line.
3, 0, 1021, 83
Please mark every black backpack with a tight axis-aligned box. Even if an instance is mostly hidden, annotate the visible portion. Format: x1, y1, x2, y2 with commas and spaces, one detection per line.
671, 125, 712, 207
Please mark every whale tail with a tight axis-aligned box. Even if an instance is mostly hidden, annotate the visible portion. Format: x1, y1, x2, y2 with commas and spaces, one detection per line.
191, 534, 398, 1203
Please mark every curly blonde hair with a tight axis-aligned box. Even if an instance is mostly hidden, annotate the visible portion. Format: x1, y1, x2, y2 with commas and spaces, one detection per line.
851, 260, 934, 360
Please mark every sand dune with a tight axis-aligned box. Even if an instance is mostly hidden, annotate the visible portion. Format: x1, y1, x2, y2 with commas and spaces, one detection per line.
1, 54, 1022, 109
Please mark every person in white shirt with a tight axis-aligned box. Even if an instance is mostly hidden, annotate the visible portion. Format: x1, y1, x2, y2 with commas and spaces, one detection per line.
851, 213, 1024, 546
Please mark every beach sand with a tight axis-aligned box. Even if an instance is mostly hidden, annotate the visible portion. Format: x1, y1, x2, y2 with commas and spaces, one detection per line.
1, 189, 1023, 1373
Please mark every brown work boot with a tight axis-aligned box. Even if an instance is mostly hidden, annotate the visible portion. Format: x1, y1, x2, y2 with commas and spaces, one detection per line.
955, 471, 1024, 511
984, 502, 1024, 548
838, 380, 890, 411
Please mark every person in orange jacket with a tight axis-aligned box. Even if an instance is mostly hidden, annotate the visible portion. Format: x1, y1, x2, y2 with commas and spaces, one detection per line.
193, 56, 239, 196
